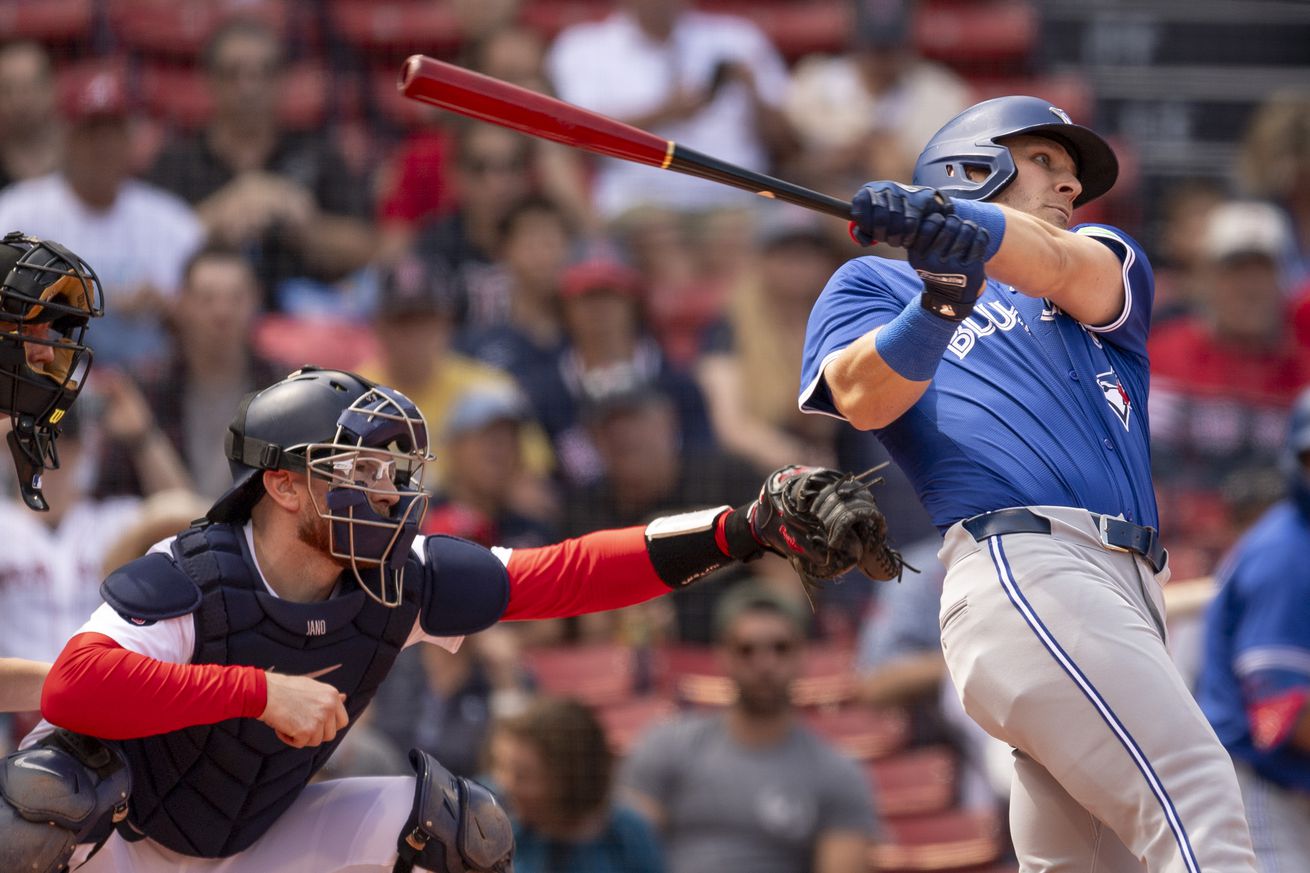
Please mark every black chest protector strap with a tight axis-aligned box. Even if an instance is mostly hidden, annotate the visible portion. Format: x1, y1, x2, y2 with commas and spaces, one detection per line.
394, 749, 514, 873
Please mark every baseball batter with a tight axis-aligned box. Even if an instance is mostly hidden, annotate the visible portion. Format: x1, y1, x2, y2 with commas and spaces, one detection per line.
1196, 387, 1310, 870
0, 365, 897, 873
799, 97, 1258, 871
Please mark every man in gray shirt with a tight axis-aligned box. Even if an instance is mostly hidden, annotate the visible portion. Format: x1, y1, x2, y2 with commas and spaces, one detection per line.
622, 586, 877, 873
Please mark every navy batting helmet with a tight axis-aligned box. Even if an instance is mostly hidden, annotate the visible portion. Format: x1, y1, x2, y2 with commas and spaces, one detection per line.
913, 96, 1118, 208
208, 366, 432, 607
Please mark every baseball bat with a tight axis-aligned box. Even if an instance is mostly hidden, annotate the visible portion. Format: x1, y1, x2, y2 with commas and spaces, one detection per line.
398, 54, 852, 221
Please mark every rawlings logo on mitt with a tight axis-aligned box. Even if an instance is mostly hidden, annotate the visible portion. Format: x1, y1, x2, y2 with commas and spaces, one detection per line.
745, 464, 910, 600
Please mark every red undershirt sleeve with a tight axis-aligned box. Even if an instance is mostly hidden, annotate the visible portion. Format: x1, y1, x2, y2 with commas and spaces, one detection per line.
500, 527, 673, 621
41, 632, 267, 739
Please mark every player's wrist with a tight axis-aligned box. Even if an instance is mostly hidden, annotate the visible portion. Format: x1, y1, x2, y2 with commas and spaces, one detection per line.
948, 199, 1006, 260
874, 296, 959, 381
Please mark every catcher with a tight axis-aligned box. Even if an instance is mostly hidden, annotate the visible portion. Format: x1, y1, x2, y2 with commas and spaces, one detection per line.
0, 366, 903, 873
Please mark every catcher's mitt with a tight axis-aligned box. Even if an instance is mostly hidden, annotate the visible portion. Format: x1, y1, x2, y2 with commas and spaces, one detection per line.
744, 465, 910, 601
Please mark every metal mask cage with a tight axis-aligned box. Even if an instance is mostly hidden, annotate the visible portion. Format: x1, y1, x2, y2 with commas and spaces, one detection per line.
296, 386, 435, 606
0, 234, 104, 328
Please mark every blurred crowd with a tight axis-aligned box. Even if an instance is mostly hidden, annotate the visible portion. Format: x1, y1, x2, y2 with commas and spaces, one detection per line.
2, 0, 1310, 869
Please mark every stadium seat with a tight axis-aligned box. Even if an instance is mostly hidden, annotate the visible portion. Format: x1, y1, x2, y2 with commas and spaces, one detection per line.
138, 60, 331, 130
595, 696, 677, 755
872, 809, 1006, 872
107, 0, 289, 59
252, 315, 379, 372
525, 643, 638, 707
519, 2, 617, 42
914, 0, 1036, 69
868, 746, 958, 818
803, 706, 911, 761
0, 0, 94, 44
691, 1, 847, 61
329, 0, 463, 63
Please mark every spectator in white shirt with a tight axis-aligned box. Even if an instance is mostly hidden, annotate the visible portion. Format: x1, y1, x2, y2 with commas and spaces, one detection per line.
546, 0, 796, 219
0, 67, 204, 366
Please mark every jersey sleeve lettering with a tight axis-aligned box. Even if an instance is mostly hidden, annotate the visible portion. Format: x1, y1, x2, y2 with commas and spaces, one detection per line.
1073, 223, 1155, 356
799, 257, 917, 419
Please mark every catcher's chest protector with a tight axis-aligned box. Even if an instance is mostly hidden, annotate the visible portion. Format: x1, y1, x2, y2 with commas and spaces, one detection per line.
113, 523, 420, 858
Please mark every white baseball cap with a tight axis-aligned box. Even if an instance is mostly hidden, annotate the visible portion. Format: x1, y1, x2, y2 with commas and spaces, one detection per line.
1205, 201, 1292, 263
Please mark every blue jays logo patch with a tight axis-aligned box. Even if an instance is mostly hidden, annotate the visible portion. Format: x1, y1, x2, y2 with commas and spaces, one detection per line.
1096, 370, 1131, 431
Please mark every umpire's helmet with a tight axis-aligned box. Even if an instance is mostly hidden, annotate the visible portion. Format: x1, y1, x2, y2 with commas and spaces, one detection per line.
208, 366, 432, 607
0, 232, 103, 511
913, 96, 1118, 208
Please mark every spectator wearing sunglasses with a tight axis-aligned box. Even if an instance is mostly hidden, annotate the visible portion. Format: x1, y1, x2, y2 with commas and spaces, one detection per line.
621, 584, 878, 873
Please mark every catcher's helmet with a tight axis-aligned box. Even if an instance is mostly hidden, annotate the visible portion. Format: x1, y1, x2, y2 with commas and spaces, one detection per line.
0, 231, 104, 511
912, 96, 1118, 208
208, 366, 433, 607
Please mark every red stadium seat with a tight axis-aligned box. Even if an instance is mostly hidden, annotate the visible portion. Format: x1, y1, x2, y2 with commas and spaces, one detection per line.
803, 706, 911, 761
526, 643, 637, 707
872, 809, 1006, 872
0, 0, 94, 43
108, 0, 289, 59
519, 1, 612, 42
139, 61, 331, 130
690, 1, 847, 61
915, 0, 1036, 68
252, 315, 379, 373
329, 0, 463, 63
595, 696, 677, 755
868, 746, 958, 818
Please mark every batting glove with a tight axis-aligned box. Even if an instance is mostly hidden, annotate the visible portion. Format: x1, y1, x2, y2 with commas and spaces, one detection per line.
909, 214, 990, 322
849, 181, 953, 249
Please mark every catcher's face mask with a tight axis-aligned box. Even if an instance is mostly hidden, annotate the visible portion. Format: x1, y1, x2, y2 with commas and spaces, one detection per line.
300, 386, 432, 607
0, 233, 103, 511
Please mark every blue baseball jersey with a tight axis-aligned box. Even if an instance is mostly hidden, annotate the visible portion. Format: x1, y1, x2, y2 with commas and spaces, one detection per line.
1195, 500, 1310, 793
799, 224, 1158, 531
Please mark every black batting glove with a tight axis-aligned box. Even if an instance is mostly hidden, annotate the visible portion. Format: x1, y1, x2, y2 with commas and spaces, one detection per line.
849, 181, 953, 249
908, 214, 991, 322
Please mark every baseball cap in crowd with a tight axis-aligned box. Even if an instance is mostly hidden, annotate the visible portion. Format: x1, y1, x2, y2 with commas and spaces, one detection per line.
1205, 201, 1292, 264
559, 257, 643, 301
443, 385, 529, 441
63, 68, 130, 124
852, 0, 913, 49
373, 255, 459, 320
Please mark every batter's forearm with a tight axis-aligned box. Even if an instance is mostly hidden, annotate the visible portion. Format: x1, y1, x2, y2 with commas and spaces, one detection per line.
826, 329, 934, 430
979, 204, 1124, 326
0, 658, 51, 713
42, 633, 266, 739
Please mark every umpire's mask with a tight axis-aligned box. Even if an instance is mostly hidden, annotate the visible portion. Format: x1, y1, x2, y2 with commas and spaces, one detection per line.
208, 367, 433, 607
0, 232, 104, 511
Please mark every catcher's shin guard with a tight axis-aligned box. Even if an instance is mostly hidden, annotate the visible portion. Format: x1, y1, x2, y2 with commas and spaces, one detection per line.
393, 749, 514, 873
0, 729, 130, 873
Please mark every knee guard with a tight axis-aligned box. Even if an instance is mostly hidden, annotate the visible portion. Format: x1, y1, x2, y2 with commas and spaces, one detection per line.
392, 749, 514, 873
0, 729, 131, 873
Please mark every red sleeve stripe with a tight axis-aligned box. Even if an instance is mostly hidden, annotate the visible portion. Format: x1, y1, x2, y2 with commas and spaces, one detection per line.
501, 527, 669, 621
42, 632, 267, 739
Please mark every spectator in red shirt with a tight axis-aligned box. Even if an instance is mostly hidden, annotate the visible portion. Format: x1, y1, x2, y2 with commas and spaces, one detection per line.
1149, 201, 1306, 577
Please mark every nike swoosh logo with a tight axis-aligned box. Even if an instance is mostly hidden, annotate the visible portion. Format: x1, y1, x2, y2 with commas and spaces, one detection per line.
13, 758, 62, 778
265, 663, 343, 680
